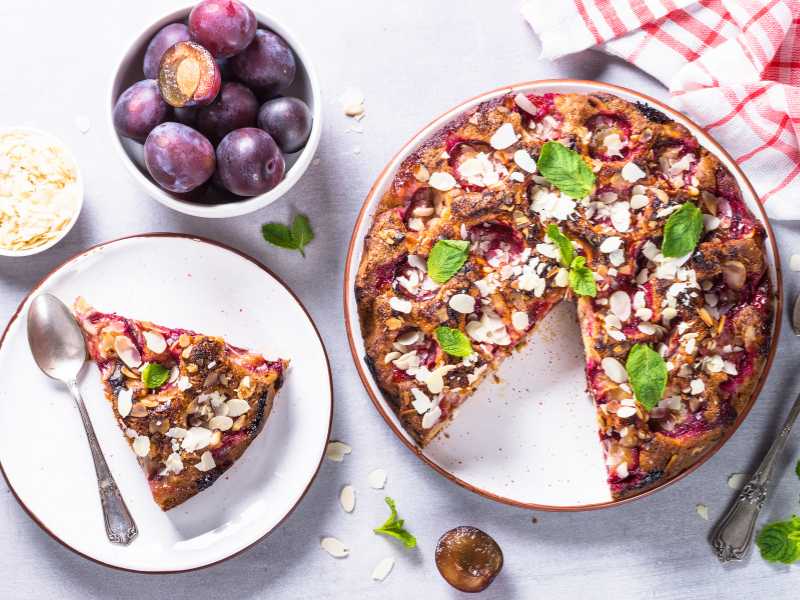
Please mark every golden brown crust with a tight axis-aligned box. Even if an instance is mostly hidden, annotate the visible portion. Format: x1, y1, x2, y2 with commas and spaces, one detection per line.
355, 91, 772, 500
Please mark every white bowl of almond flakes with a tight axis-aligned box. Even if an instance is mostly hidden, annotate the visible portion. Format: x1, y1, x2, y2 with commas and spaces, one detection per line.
0, 128, 83, 257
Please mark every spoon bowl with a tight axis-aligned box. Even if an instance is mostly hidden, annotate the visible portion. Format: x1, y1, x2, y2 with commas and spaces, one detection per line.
27, 294, 87, 383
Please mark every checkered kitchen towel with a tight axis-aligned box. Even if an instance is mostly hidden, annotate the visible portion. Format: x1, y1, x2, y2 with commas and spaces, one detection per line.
522, 0, 800, 219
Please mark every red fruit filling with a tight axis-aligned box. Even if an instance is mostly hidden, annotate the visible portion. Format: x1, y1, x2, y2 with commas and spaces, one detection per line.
403, 187, 436, 230
469, 222, 525, 267
586, 113, 632, 160
447, 139, 501, 191
392, 255, 437, 300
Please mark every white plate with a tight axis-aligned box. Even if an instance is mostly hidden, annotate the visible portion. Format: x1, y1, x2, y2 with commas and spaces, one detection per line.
344, 80, 782, 510
0, 234, 332, 571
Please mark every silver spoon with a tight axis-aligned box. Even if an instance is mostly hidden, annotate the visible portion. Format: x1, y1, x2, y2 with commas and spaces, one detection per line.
27, 294, 137, 545
710, 297, 800, 561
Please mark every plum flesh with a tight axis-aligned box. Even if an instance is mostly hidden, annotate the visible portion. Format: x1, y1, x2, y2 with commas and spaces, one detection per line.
158, 41, 221, 108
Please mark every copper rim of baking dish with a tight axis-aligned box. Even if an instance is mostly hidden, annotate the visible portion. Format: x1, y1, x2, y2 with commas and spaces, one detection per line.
0, 233, 334, 573
343, 78, 783, 512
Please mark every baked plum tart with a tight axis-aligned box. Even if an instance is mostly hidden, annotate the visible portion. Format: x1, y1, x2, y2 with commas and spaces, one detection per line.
355, 91, 773, 500
74, 298, 288, 510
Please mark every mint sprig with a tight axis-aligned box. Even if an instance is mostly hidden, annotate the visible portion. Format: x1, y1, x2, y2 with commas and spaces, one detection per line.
373, 497, 417, 549
536, 141, 596, 199
435, 326, 473, 357
427, 239, 470, 284
568, 256, 596, 297
625, 344, 667, 411
141, 362, 170, 389
757, 516, 800, 564
661, 202, 703, 258
261, 214, 314, 257
546, 224, 575, 267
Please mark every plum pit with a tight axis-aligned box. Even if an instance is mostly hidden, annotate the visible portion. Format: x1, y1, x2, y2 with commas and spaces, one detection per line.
158, 41, 221, 108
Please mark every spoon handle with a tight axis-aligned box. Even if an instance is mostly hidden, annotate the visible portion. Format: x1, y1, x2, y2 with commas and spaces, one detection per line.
710, 390, 800, 562
67, 379, 138, 545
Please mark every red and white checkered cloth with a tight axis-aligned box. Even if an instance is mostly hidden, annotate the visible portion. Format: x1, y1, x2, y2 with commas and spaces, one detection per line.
522, 0, 800, 219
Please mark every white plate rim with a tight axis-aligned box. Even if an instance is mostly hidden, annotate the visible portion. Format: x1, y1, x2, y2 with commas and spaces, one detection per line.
342, 78, 783, 512
0, 232, 334, 572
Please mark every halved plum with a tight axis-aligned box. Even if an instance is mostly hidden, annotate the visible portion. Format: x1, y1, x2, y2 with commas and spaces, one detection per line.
513, 93, 562, 139
435, 526, 504, 593
469, 222, 525, 267
392, 254, 438, 300
390, 331, 438, 382
158, 41, 221, 108
447, 139, 505, 190
402, 187, 437, 231
586, 113, 631, 160
655, 140, 698, 188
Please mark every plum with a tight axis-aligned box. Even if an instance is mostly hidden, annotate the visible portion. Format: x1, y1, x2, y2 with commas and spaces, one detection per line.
158, 41, 221, 108
144, 122, 216, 193
188, 0, 257, 59
435, 526, 504, 593
196, 82, 258, 143
113, 80, 170, 143
257, 97, 311, 153
231, 29, 296, 96
216, 127, 284, 196
143, 23, 191, 79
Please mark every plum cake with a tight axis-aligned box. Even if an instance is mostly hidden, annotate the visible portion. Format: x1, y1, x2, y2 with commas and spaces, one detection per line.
355, 91, 773, 500
74, 298, 288, 510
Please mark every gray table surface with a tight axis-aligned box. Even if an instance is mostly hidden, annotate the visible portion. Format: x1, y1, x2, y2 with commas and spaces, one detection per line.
2, 1, 800, 598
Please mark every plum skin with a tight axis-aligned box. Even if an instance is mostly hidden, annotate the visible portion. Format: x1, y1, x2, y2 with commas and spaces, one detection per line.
189, 0, 257, 59
113, 80, 170, 143
435, 526, 504, 593
257, 97, 312, 153
216, 127, 285, 197
196, 82, 258, 144
143, 23, 191, 79
144, 122, 216, 193
231, 29, 296, 96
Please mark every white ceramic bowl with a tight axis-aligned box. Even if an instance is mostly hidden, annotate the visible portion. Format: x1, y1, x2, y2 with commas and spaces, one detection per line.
108, 6, 322, 219
0, 127, 84, 257
344, 79, 783, 511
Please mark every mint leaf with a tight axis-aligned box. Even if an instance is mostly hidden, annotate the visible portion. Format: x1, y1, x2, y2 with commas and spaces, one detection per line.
435, 326, 473, 357
261, 214, 314, 256
546, 224, 575, 267
568, 256, 596, 297
795, 458, 800, 480
536, 141, 595, 199
290, 214, 314, 257
141, 362, 170, 389
373, 497, 417, 549
661, 202, 703, 258
757, 516, 800, 564
625, 344, 667, 411
427, 240, 470, 284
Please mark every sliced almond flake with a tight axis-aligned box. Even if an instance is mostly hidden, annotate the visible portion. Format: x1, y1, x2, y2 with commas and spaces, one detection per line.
490, 123, 518, 150
132, 434, 150, 457
325, 441, 352, 462
791, 254, 800, 272
320, 537, 349, 558
195, 450, 216, 472
448, 293, 476, 314
621, 161, 646, 182
429, 171, 456, 191
142, 330, 167, 353
162, 452, 184, 475
727, 473, 748, 490
616, 405, 637, 419
601, 357, 628, 384
689, 379, 705, 395
630, 193, 649, 210
389, 296, 412, 314
177, 375, 192, 391
368, 468, 387, 489
609, 290, 631, 321
114, 335, 142, 368
226, 398, 250, 417
371, 557, 395, 581
599, 236, 622, 253
703, 214, 721, 232
339, 485, 356, 513
181, 426, 213, 452
208, 415, 233, 431
696, 504, 709, 520
514, 92, 538, 115
511, 310, 529, 332
513, 149, 537, 173
117, 387, 133, 418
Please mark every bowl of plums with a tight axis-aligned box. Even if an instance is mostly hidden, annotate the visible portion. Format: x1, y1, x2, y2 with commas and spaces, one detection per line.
110, 0, 321, 218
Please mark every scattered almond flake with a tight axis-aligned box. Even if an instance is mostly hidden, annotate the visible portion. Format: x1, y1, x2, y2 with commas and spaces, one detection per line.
457, 153, 504, 187
208, 415, 233, 431
791, 254, 800, 271
637, 322, 657, 335
510, 171, 525, 182
114, 335, 142, 368
616, 405, 637, 419
181, 426, 213, 452
177, 375, 192, 391
608, 249, 625, 267
410, 387, 433, 414
132, 434, 150, 457
341, 87, 365, 117
603, 133, 625, 158
554, 267, 569, 287
448, 293, 475, 314
125, 428, 138, 439
727, 473, 748, 490
0, 129, 81, 252
704, 354, 725, 373
429, 171, 456, 191
530, 188, 575, 221
490, 123, 518, 150
599, 236, 622, 253
389, 296, 412, 314
396, 330, 421, 346
689, 379, 705, 395
513, 149, 537, 173
535, 242, 559, 259
722, 360, 738, 376
162, 451, 184, 475
368, 468, 387, 489
601, 357, 628, 384
383, 351, 401, 364
609, 290, 631, 321
74, 115, 91, 134
371, 557, 395, 582
166, 427, 187, 439
392, 350, 419, 371
511, 310, 529, 332
325, 441, 352, 462
696, 504, 709, 520
353, 146, 361, 155
609, 201, 631, 232
703, 214, 720, 232
339, 485, 356, 513
226, 398, 250, 417
425, 364, 457, 394
142, 330, 167, 353
195, 450, 216, 472
621, 161, 646, 182
514, 92, 538, 116
616, 462, 629, 479
630, 193, 649, 210
421, 404, 442, 429
465, 310, 511, 345
320, 537, 349, 558
117, 387, 133, 418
